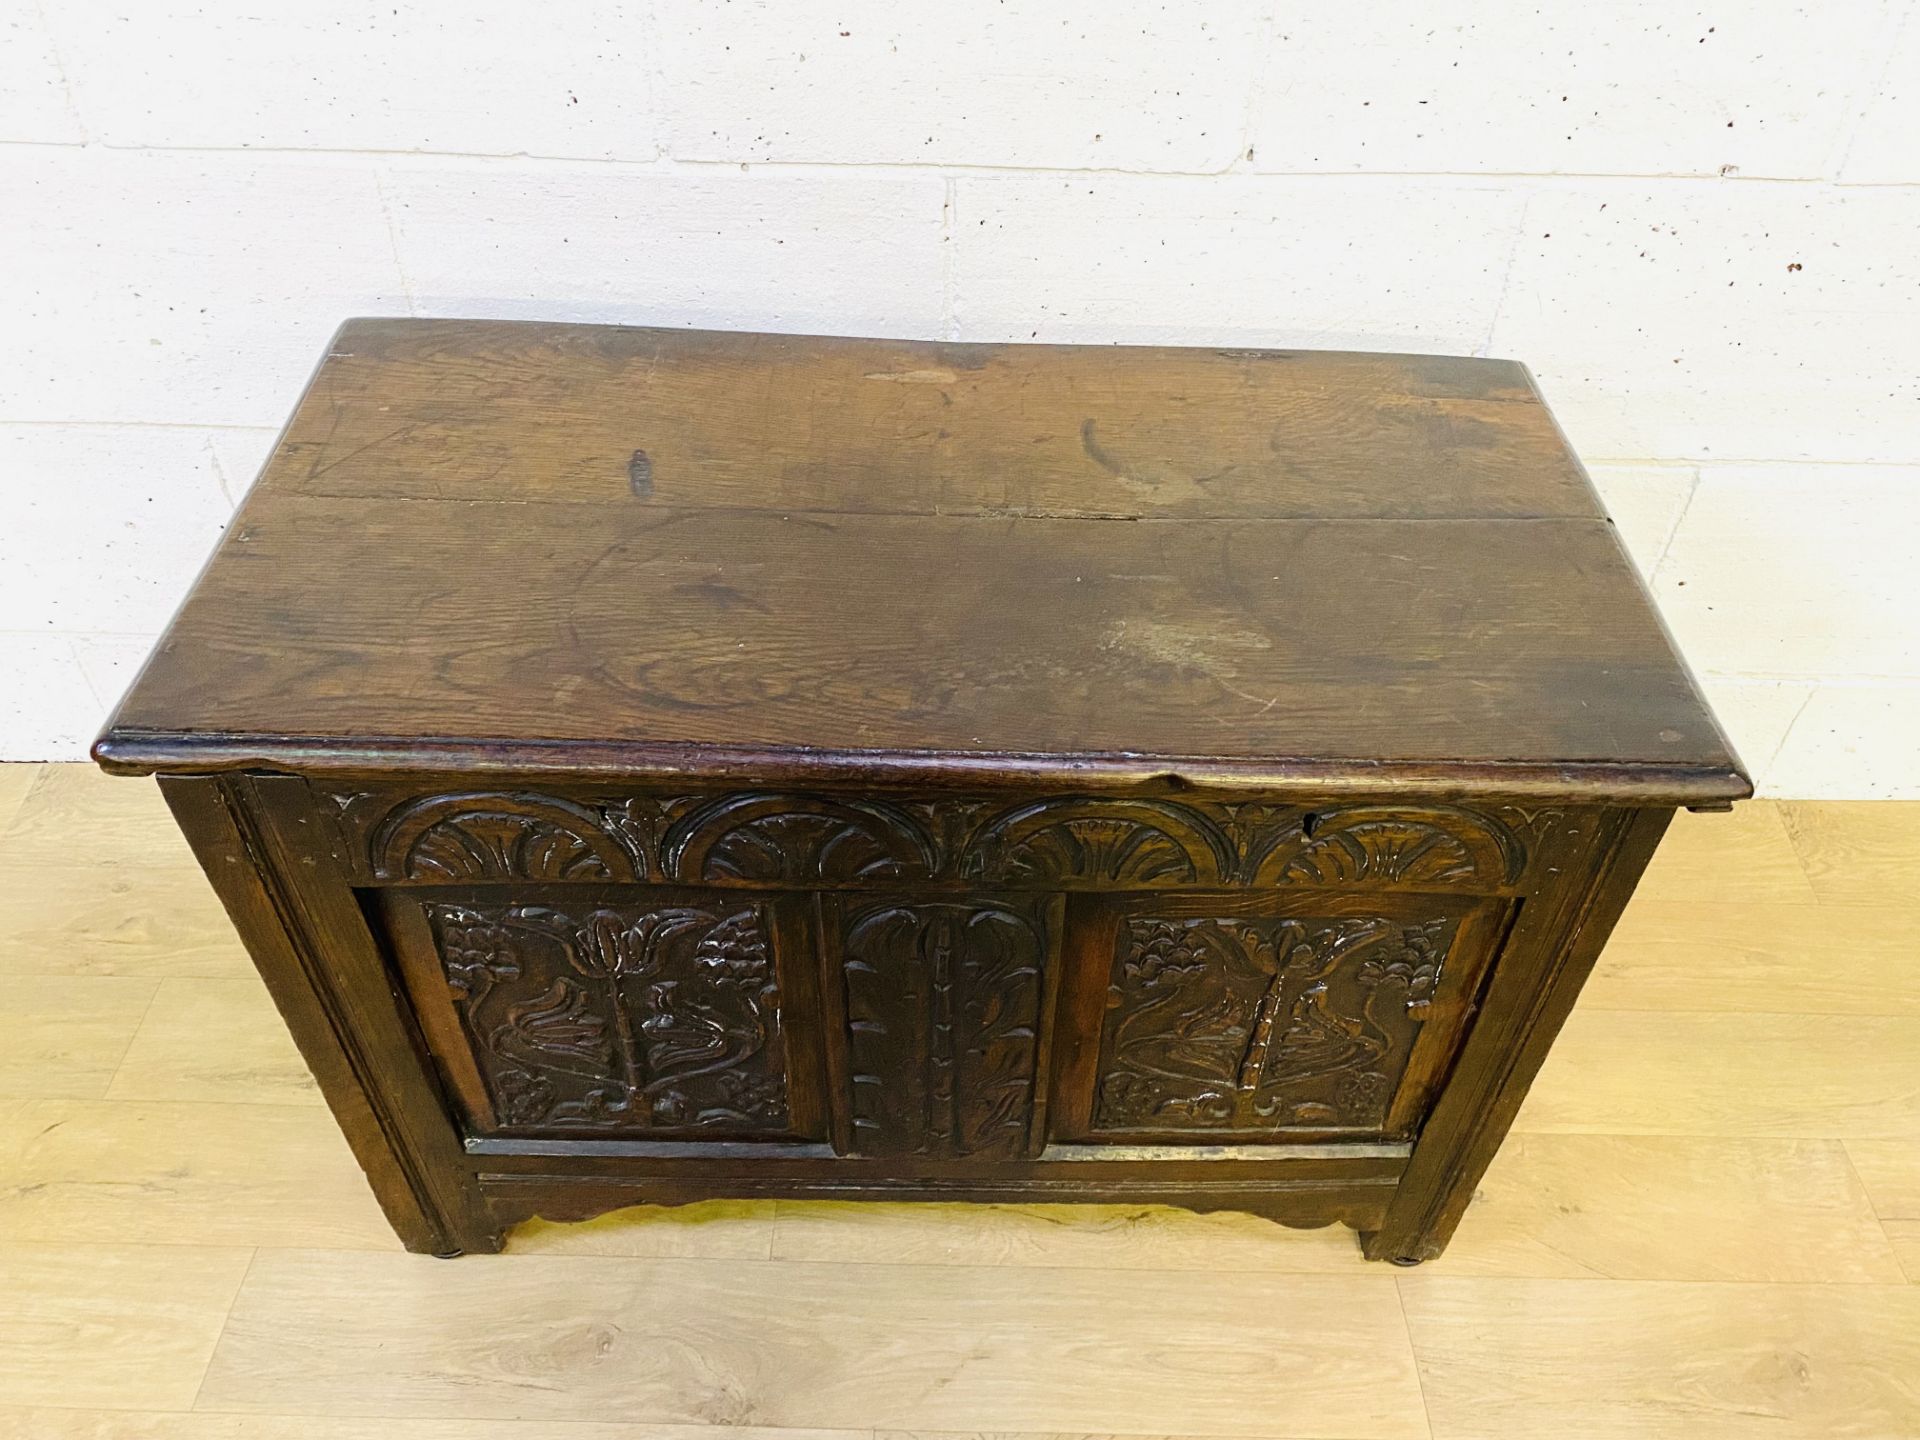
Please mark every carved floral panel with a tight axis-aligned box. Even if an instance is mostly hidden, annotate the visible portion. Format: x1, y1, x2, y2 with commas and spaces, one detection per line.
423, 896, 795, 1136
1092, 910, 1459, 1138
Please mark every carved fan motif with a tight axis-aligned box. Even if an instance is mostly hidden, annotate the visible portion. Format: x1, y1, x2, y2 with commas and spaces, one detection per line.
964, 798, 1232, 886
665, 794, 936, 883
1249, 807, 1518, 889
373, 793, 641, 882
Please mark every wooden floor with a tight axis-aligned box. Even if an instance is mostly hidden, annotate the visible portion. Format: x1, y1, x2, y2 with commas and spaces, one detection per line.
2, 764, 1917, 1438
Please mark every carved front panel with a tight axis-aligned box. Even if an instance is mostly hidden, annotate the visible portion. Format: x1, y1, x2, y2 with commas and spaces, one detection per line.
836, 897, 1052, 1160
1086, 904, 1484, 1141
410, 894, 803, 1138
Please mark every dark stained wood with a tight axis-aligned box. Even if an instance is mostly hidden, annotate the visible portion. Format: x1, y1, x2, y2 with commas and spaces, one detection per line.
269, 319, 1605, 519
101, 502, 1739, 792
821, 891, 1057, 1161
99, 320, 1747, 1260
1362, 806, 1674, 1263
1050, 889, 1506, 1146
378, 886, 827, 1143
95, 318, 1742, 802
476, 1169, 1401, 1234
160, 774, 501, 1255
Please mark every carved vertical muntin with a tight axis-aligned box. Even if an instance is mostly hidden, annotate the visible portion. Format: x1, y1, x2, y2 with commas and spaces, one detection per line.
826, 895, 1057, 1161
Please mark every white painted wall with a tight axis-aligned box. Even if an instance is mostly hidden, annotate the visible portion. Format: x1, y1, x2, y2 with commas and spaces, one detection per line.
4, 1, 1916, 794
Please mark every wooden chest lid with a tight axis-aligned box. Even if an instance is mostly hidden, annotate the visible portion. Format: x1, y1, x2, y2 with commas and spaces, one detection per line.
97, 318, 1747, 802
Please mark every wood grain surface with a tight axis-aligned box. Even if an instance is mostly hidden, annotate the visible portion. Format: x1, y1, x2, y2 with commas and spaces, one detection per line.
1399, 1275, 1920, 1439
193, 1246, 1426, 1435
94, 319, 1742, 799
275, 320, 1605, 520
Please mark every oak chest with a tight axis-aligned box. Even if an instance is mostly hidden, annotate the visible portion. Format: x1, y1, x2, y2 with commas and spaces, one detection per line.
96, 319, 1747, 1262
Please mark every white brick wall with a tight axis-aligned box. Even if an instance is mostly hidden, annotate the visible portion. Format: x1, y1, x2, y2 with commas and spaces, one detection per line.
653, 3, 1265, 171
3, 0, 1916, 795
387, 161, 950, 332
1248, 5, 1893, 179
949, 174, 1524, 348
